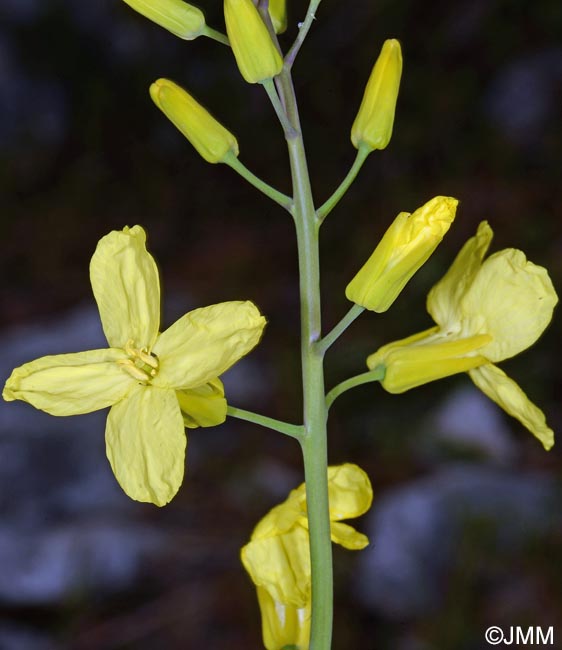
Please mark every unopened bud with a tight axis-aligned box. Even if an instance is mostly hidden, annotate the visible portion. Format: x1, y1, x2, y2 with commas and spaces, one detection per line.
346, 196, 458, 312
150, 79, 239, 163
121, 0, 205, 40
224, 0, 283, 83
351, 39, 403, 151
269, 0, 287, 34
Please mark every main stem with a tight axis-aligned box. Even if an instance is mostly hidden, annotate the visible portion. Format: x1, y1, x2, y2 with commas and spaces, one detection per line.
277, 69, 333, 649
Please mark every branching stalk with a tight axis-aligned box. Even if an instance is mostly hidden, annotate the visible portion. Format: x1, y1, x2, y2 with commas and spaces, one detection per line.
317, 304, 365, 356
317, 145, 370, 223
224, 152, 293, 211
325, 367, 385, 411
227, 406, 303, 439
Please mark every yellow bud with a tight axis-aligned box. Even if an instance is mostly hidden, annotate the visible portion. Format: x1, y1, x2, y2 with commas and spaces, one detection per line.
351, 39, 403, 151
346, 196, 458, 312
224, 0, 284, 84
269, 0, 287, 34
367, 328, 492, 393
121, 0, 205, 40
150, 79, 239, 163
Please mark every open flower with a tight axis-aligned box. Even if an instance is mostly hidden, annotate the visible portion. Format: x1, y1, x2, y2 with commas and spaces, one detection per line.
241, 464, 372, 650
367, 221, 558, 450
3, 226, 266, 505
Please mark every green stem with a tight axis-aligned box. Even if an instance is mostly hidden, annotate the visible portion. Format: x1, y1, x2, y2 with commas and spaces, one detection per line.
317, 145, 370, 223
227, 406, 303, 439
317, 304, 365, 355
285, 0, 323, 69
262, 79, 298, 139
224, 152, 293, 212
202, 26, 230, 46
325, 367, 385, 411
276, 68, 333, 650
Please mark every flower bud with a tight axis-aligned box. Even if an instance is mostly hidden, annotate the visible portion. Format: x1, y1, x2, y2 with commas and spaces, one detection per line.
150, 79, 239, 163
121, 0, 205, 40
269, 0, 287, 34
346, 196, 458, 312
224, 0, 283, 83
351, 39, 403, 151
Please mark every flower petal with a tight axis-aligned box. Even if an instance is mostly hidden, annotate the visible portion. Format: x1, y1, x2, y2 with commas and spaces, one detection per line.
241, 526, 311, 608
176, 378, 227, 428
330, 521, 370, 550
3, 349, 133, 416
105, 384, 186, 506
327, 463, 373, 521
255, 585, 310, 650
461, 249, 558, 362
427, 221, 493, 329
469, 364, 554, 450
152, 301, 266, 389
90, 225, 160, 350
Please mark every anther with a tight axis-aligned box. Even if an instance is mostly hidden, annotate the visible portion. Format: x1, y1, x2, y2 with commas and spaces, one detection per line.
117, 359, 151, 382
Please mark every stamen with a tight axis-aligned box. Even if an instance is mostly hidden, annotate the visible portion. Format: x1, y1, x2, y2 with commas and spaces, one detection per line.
119, 340, 159, 381
117, 359, 151, 382
138, 349, 159, 369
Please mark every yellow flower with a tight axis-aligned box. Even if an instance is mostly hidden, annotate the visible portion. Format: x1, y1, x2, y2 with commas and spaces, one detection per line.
241, 464, 372, 650
150, 79, 239, 164
224, 0, 283, 84
121, 0, 206, 40
351, 39, 403, 151
367, 221, 558, 450
269, 0, 287, 34
346, 196, 458, 312
3, 226, 266, 505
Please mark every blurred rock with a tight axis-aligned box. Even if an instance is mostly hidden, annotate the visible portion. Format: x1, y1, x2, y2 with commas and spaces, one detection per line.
419, 386, 517, 465
0, 623, 61, 650
356, 465, 556, 618
0, 521, 164, 606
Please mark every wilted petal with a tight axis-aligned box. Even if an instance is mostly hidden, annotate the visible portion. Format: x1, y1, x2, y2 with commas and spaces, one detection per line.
90, 226, 160, 350
256, 585, 310, 650
153, 301, 266, 390
330, 521, 370, 550
106, 384, 185, 506
251, 498, 303, 540
3, 349, 133, 416
428, 221, 493, 329
462, 249, 558, 362
176, 378, 227, 428
241, 526, 311, 608
327, 463, 373, 521
469, 364, 554, 450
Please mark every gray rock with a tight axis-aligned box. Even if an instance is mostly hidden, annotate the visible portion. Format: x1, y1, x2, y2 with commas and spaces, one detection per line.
356, 465, 556, 618
0, 520, 164, 606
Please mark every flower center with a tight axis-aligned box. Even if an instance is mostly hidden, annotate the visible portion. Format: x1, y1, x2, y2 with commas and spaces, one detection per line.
117, 340, 159, 383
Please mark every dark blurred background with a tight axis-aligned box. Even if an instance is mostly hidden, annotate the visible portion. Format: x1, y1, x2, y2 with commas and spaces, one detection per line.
1, 1, 562, 648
